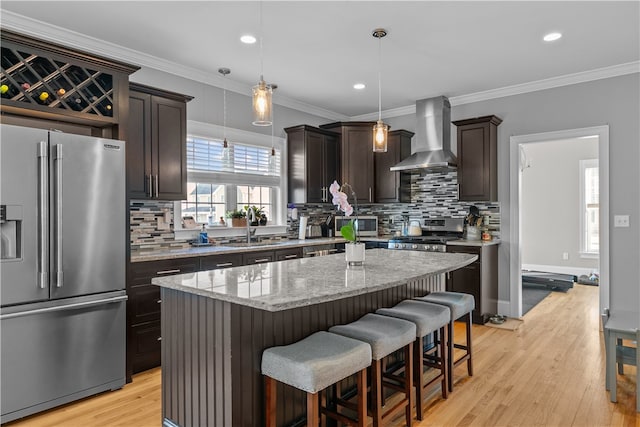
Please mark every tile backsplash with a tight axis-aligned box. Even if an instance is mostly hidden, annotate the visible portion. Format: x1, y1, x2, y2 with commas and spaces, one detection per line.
131, 170, 500, 247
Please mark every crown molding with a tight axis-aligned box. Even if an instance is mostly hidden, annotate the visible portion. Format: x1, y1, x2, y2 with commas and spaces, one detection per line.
2, 10, 637, 122
0, 10, 347, 122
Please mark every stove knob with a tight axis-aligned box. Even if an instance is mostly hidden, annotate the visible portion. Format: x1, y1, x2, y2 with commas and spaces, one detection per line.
423, 245, 429, 251
396, 243, 403, 249
411, 244, 418, 249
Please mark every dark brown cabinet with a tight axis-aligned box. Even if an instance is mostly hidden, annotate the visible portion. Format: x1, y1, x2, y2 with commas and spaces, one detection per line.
452, 115, 502, 202
320, 122, 376, 204
200, 253, 244, 270
243, 250, 276, 265
275, 247, 303, 261
127, 257, 199, 378
285, 125, 339, 203
446, 244, 498, 324
375, 130, 413, 203
127, 83, 192, 200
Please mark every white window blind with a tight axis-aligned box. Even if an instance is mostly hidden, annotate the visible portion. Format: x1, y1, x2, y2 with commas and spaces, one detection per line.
187, 136, 280, 176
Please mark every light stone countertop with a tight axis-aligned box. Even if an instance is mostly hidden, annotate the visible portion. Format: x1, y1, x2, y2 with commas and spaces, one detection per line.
447, 239, 501, 247
131, 237, 346, 262
151, 249, 477, 312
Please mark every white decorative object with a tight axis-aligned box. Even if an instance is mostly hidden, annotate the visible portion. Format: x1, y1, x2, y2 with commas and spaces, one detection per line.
345, 242, 365, 266
298, 216, 308, 240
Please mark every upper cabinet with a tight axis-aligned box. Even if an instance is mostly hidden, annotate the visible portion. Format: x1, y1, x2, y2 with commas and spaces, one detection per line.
375, 130, 413, 203
320, 122, 375, 204
285, 125, 339, 204
453, 115, 502, 202
0, 30, 137, 132
127, 83, 193, 200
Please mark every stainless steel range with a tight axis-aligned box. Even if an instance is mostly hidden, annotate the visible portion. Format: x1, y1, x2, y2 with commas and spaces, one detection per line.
387, 218, 464, 252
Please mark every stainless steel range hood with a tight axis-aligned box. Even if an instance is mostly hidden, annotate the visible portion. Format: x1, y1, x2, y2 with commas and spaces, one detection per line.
390, 96, 456, 171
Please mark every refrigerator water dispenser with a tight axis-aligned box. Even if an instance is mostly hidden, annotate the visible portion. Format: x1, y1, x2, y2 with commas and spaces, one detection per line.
0, 205, 22, 260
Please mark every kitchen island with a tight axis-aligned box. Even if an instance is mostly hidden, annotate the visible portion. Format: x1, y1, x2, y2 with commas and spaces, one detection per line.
152, 249, 477, 427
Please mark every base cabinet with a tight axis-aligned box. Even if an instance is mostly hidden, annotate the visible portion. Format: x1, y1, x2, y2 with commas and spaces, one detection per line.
446, 244, 498, 324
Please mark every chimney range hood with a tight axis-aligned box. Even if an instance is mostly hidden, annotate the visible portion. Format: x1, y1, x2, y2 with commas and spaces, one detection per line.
390, 96, 456, 171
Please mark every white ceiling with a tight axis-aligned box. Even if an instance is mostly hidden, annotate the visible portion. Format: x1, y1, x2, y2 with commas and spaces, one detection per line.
2, 1, 638, 119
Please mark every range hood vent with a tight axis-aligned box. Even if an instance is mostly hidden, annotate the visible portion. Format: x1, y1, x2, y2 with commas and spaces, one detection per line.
390, 96, 456, 171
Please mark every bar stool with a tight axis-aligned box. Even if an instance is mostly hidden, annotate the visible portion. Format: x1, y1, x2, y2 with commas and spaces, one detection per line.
376, 300, 450, 421
329, 313, 416, 427
415, 291, 475, 392
261, 331, 372, 427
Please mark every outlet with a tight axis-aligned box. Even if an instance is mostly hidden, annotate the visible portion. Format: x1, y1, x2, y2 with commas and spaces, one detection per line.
614, 215, 630, 227
562, 252, 569, 260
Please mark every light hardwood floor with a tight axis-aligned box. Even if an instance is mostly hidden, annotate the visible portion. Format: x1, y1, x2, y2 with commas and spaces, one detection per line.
5, 284, 638, 426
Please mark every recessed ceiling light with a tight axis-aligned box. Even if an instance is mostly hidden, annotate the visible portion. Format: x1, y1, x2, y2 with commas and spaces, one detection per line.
543, 32, 562, 42
353, 83, 366, 90
240, 35, 257, 44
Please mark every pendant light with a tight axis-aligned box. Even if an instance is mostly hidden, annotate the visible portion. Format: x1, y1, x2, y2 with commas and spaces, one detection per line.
268, 84, 277, 174
252, 1, 272, 126
372, 28, 388, 152
218, 67, 232, 169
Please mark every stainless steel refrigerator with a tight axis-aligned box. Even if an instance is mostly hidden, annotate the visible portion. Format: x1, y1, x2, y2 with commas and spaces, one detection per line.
0, 124, 127, 423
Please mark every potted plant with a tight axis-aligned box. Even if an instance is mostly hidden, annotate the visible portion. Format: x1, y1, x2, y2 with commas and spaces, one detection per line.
244, 205, 264, 226
225, 209, 246, 227
329, 180, 364, 266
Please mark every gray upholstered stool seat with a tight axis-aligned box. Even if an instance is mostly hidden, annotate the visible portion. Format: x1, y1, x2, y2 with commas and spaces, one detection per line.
376, 300, 450, 336
329, 313, 416, 360
415, 291, 475, 320
262, 331, 371, 427
376, 300, 451, 420
329, 313, 416, 427
261, 331, 371, 394
414, 291, 475, 393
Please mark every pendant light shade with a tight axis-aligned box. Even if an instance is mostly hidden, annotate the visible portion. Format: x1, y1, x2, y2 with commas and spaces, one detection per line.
252, 77, 272, 126
252, 1, 272, 126
372, 28, 388, 152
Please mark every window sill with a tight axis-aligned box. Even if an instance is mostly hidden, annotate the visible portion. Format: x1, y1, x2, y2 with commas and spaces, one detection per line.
175, 225, 289, 240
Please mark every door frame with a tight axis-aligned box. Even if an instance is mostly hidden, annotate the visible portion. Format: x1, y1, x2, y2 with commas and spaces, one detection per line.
509, 125, 609, 317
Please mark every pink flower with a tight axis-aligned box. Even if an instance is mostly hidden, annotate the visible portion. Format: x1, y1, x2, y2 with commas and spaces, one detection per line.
329, 180, 354, 217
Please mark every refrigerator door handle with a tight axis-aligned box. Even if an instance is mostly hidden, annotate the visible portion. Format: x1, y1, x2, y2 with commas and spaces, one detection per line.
53, 143, 64, 288
37, 141, 49, 289
0, 295, 128, 320
154, 174, 159, 198
148, 174, 152, 197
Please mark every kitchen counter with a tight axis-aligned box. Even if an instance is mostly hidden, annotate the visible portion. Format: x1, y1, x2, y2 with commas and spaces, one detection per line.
152, 249, 477, 311
154, 249, 476, 426
447, 238, 501, 247
130, 237, 346, 262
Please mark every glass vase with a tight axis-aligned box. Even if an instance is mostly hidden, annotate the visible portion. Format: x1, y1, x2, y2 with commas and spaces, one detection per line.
345, 242, 365, 266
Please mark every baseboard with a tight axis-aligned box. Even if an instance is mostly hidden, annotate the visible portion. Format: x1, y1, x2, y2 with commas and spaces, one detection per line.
522, 263, 594, 277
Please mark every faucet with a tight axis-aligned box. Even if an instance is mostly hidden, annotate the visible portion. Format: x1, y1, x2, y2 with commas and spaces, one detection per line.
246, 208, 257, 243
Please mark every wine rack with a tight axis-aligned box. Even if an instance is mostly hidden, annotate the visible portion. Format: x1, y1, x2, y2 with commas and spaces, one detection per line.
1, 45, 115, 118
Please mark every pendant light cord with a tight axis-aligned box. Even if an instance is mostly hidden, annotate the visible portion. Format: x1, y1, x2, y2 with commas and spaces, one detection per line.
378, 34, 382, 122
223, 76, 227, 140
259, 1, 264, 79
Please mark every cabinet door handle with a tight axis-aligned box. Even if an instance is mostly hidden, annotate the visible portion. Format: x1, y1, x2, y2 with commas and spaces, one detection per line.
157, 299, 162, 304
156, 269, 181, 275
253, 258, 270, 263
157, 337, 162, 341
283, 254, 298, 259
369, 187, 372, 202
148, 175, 152, 197
154, 175, 159, 198
216, 262, 233, 267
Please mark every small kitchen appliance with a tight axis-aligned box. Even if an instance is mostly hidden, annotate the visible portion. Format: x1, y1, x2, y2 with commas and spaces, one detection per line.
334, 216, 378, 237
387, 218, 464, 252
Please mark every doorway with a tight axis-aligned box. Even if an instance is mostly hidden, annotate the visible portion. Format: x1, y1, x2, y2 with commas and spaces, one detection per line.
509, 126, 610, 318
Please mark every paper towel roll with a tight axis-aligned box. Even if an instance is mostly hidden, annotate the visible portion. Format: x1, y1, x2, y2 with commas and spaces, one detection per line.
298, 216, 308, 240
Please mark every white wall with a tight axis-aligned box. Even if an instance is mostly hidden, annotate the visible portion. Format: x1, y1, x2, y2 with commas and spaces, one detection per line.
520, 138, 599, 273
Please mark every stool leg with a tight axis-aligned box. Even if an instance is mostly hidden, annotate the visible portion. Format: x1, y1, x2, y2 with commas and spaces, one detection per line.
307, 392, 319, 427
405, 342, 414, 427
440, 326, 448, 399
447, 320, 454, 392
357, 369, 367, 427
415, 336, 424, 421
265, 376, 277, 427
466, 312, 473, 377
371, 359, 383, 427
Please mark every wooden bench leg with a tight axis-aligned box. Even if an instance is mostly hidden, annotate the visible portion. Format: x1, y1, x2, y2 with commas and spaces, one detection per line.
447, 320, 454, 392
466, 313, 473, 377
371, 359, 383, 427
415, 336, 424, 421
440, 326, 448, 399
357, 369, 367, 427
265, 376, 276, 427
405, 341, 414, 427
307, 392, 319, 427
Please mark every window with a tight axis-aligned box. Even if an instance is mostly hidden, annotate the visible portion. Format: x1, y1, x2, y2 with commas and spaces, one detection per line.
176, 122, 285, 228
579, 159, 599, 257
